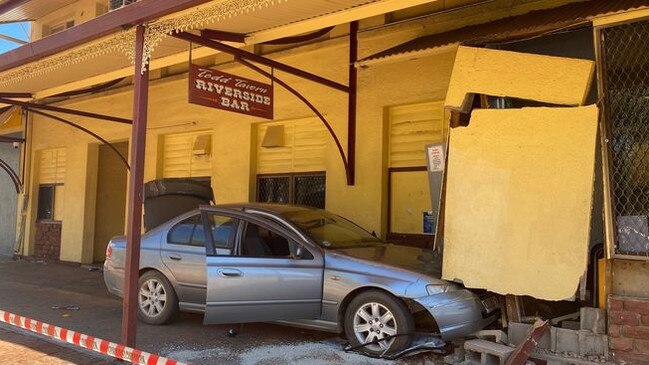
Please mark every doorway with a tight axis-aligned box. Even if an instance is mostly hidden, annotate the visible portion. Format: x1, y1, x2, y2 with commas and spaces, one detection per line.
93, 142, 128, 263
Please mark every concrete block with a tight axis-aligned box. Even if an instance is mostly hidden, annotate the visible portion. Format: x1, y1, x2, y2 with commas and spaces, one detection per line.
580, 307, 606, 334
561, 321, 580, 330
578, 331, 608, 357
473, 330, 508, 344
551, 327, 580, 354
464, 339, 514, 365
508, 322, 551, 349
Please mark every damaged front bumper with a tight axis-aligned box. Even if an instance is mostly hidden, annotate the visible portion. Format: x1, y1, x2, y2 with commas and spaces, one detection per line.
415, 289, 495, 340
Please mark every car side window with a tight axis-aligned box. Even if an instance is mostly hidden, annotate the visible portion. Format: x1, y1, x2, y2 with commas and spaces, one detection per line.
240, 222, 313, 259
208, 214, 238, 249
167, 215, 204, 247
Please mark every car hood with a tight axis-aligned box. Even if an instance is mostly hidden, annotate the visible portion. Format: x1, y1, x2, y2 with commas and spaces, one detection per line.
331, 244, 442, 278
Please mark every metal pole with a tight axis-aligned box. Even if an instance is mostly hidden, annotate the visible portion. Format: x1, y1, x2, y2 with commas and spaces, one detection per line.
0, 97, 132, 124
172, 31, 350, 93
28, 109, 130, 170
347, 21, 358, 186
121, 24, 149, 347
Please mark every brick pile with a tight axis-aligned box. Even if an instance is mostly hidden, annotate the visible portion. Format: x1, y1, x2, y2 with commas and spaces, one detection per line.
609, 296, 649, 365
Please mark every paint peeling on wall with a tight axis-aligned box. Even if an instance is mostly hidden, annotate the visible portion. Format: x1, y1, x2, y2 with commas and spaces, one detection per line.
442, 106, 599, 300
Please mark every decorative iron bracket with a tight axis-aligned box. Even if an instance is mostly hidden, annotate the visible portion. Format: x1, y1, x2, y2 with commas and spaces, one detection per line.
172, 24, 359, 185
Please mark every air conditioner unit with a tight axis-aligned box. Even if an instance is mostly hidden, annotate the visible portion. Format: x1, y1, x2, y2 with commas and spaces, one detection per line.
109, 0, 136, 11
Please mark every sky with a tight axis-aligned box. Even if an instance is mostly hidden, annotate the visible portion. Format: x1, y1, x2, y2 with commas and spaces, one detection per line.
0, 22, 30, 54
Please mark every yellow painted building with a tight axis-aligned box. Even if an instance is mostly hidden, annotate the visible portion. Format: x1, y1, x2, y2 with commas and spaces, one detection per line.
3, 0, 649, 362
16, 0, 595, 264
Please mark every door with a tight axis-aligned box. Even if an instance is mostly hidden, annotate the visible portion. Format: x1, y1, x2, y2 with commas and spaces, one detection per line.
203, 211, 324, 324
161, 213, 209, 306
93, 142, 128, 262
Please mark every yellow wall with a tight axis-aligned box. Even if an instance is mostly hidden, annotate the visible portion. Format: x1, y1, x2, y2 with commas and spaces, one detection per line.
442, 106, 599, 300
23, 0, 583, 263
31, 0, 106, 41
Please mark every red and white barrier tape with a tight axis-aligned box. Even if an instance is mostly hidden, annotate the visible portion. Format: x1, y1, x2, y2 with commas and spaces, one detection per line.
0, 310, 187, 365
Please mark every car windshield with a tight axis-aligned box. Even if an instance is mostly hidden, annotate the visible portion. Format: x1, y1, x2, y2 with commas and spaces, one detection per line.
281, 209, 383, 248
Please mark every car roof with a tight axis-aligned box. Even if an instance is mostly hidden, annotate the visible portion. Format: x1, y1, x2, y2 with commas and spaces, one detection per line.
209, 202, 322, 215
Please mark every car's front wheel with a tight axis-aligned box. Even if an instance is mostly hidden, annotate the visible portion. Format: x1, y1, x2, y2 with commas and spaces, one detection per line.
137, 271, 178, 325
344, 290, 414, 356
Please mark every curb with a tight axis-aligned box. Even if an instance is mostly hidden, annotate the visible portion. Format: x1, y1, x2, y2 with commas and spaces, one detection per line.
0, 310, 188, 365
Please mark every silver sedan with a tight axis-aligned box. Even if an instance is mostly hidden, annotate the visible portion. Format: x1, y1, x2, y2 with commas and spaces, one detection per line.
104, 203, 494, 355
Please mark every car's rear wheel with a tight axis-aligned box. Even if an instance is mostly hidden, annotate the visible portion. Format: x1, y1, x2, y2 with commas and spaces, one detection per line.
344, 290, 414, 356
137, 271, 178, 325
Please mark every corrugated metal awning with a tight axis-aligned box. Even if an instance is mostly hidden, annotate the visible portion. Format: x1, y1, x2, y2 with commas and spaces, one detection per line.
0, 0, 439, 96
358, 0, 649, 66
0, 0, 79, 23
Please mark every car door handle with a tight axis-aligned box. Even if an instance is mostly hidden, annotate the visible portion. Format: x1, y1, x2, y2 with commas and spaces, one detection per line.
218, 269, 242, 278
168, 254, 182, 261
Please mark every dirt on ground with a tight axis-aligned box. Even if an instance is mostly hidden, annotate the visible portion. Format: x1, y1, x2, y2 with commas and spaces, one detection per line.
0, 258, 444, 364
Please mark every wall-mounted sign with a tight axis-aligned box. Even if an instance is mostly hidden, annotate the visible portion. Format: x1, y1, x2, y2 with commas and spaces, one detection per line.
425, 143, 447, 249
188, 64, 273, 119
427, 144, 445, 172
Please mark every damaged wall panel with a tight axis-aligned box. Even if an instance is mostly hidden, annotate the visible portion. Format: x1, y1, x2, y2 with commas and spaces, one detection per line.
442, 106, 599, 301
445, 46, 595, 112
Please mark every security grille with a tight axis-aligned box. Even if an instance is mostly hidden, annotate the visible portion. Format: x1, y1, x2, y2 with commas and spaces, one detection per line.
294, 175, 326, 208
257, 173, 325, 209
257, 176, 290, 205
601, 19, 649, 257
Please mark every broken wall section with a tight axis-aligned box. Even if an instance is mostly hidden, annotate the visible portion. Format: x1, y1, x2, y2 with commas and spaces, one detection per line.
441, 46, 598, 301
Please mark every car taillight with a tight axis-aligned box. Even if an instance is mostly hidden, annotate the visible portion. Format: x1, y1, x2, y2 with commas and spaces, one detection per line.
106, 244, 112, 259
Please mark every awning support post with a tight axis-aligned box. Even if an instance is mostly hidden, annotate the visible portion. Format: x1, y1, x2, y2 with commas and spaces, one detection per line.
121, 24, 149, 347
347, 21, 358, 185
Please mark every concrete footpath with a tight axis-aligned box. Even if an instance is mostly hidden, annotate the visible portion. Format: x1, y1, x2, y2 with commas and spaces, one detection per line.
0, 325, 116, 364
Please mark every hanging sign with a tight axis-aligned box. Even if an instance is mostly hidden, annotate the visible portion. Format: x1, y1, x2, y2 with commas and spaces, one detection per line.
188, 64, 273, 119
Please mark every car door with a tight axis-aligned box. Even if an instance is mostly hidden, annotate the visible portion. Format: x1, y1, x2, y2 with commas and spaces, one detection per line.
160, 212, 207, 308
202, 209, 324, 324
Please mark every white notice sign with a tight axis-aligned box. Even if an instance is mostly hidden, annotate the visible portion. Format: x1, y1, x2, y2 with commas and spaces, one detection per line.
427, 145, 445, 172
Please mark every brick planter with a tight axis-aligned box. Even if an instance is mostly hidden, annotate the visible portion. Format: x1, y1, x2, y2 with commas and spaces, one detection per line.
609, 296, 649, 365
34, 221, 62, 260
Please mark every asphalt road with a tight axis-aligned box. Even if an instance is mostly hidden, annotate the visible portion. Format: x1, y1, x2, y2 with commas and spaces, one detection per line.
0, 258, 443, 364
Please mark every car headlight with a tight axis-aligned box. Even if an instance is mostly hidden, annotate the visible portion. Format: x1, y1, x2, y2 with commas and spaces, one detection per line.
426, 283, 449, 295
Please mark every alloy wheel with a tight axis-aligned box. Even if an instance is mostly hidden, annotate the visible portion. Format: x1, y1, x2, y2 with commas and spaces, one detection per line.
139, 278, 167, 318
353, 302, 397, 352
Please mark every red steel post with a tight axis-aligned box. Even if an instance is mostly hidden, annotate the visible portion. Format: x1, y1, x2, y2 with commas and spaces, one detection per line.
121, 24, 149, 347
347, 21, 358, 186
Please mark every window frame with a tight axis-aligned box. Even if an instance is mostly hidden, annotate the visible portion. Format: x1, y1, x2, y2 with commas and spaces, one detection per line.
387, 166, 434, 249
166, 214, 206, 247
200, 210, 240, 256
256, 171, 326, 209
236, 220, 313, 260
37, 183, 63, 222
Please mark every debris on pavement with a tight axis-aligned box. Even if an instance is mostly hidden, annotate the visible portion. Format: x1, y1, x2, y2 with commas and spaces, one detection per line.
51, 305, 80, 311
344, 333, 448, 360
165, 339, 443, 365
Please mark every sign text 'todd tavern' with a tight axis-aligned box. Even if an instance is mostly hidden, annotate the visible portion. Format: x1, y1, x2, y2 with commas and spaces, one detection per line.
189, 65, 273, 119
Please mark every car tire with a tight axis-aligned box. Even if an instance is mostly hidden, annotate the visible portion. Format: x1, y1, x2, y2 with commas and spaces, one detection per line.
137, 271, 178, 325
344, 290, 414, 356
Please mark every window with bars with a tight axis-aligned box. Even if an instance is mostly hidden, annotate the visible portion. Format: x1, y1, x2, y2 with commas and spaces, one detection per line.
600, 19, 649, 257
256, 173, 325, 209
